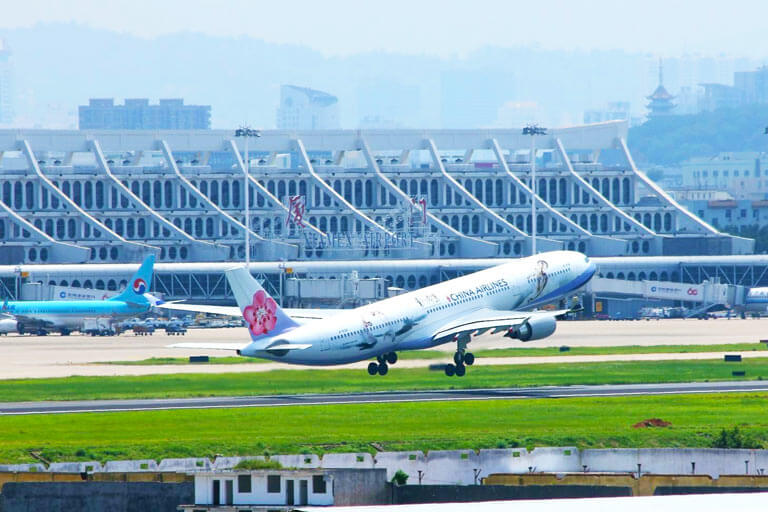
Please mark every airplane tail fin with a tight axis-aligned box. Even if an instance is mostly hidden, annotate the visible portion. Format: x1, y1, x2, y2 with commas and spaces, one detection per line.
225, 267, 299, 342
111, 254, 155, 305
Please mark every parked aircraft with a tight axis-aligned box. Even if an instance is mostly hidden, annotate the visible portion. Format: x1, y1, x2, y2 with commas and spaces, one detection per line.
738, 287, 768, 317
0, 316, 17, 335
167, 250, 596, 377
1, 255, 156, 335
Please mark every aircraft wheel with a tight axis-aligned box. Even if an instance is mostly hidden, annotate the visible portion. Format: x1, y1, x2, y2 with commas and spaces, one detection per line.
453, 351, 464, 366
464, 352, 475, 366
378, 362, 389, 376
60, 329, 70, 336
367, 362, 379, 376
386, 352, 398, 365
444, 364, 456, 377
455, 364, 466, 377
376, 354, 386, 364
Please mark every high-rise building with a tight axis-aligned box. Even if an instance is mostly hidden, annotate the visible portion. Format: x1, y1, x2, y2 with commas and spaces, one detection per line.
583, 101, 631, 124
440, 70, 515, 128
276, 85, 339, 130
0, 39, 13, 124
734, 66, 768, 105
78, 98, 211, 130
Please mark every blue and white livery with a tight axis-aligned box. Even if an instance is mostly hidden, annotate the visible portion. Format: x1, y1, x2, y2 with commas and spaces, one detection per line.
1, 255, 156, 335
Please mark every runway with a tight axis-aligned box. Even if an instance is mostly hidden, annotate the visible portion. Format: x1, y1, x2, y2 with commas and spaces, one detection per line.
3, 380, 768, 415
2, 318, 768, 379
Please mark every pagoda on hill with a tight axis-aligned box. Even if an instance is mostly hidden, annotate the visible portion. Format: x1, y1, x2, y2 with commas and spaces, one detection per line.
646, 59, 676, 118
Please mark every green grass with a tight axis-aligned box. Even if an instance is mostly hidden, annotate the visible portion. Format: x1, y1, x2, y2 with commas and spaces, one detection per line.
101, 342, 768, 366
2, 393, 768, 463
3, 358, 768, 402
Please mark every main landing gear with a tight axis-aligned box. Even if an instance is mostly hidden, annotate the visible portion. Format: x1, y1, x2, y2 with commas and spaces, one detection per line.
444, 349, 474, 377
367, 352, 398, 376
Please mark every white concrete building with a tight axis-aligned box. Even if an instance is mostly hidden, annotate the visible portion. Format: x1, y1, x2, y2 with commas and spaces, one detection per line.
276, 85, 340, 130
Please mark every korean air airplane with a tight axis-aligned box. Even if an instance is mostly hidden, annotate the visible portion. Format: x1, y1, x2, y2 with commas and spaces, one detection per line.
168, 250, 596, 377
1, 255, 156, 335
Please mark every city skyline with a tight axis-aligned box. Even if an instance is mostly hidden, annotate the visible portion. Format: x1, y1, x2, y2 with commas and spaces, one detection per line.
0, 1, 767, 129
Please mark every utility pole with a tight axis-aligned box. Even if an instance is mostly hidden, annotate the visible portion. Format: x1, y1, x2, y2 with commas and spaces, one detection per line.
235, 126, 261, 267
523, 124, 547, 256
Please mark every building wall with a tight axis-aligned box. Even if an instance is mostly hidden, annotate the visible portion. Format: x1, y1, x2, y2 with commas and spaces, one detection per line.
79, 98, 211, 130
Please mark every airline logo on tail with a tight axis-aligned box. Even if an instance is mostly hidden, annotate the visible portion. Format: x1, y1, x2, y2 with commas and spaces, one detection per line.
243, 290, 278, 336
133, 278, 148, 294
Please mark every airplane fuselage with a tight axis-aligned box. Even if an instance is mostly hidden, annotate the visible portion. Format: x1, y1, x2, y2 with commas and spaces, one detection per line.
241, 251, 595, 365
2, 300, 148, 331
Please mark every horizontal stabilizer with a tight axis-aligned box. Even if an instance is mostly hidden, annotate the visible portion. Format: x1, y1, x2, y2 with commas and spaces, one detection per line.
264, 343, 311, 351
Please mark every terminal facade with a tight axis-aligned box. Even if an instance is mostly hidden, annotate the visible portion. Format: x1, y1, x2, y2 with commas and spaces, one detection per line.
0, 122, 752, 268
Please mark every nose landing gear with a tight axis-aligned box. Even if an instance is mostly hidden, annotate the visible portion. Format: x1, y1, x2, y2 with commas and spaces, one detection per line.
367, 352, 398, 376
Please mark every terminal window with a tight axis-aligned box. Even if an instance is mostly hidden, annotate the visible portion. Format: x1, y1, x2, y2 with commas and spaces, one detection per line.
267, 475, 281, 493
238, 475, 252, 493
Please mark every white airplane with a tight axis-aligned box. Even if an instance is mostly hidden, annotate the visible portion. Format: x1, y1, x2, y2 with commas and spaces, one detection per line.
166, 250, 596, 377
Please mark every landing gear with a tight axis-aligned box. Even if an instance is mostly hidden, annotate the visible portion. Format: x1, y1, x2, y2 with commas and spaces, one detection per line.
368, 352, 397, 376
446, 341, 474, 377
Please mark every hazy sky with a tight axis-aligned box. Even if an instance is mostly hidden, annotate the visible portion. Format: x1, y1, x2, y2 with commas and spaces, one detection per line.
3, 0, 768, 58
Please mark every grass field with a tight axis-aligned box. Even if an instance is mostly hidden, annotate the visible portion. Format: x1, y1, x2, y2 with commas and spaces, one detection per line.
3, 357, 768, 402
1, 393, 767, 463
101, 342, 768, 366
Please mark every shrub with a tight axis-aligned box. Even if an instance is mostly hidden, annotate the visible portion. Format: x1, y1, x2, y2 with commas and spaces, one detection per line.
391, 469, 409, 486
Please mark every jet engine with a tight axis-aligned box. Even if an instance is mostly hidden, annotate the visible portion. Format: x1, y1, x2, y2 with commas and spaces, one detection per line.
506, 315, 556, 342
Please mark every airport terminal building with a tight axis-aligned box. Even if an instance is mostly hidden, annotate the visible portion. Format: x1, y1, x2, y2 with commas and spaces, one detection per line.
0, 121, 753, 268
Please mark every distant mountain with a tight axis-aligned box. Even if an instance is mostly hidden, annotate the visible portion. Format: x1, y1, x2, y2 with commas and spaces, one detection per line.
0, 23, 757, 130
627, 105, 768, 165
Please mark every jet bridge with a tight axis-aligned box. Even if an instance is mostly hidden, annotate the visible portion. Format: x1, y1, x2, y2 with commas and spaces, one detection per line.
587, 276, 748, 317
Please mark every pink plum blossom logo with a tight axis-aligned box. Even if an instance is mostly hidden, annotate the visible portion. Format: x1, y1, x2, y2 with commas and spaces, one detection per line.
243, 290, 278, 336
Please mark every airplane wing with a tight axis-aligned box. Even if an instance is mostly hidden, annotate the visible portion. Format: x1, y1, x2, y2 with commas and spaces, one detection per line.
430, 307, 573, 344
156, 302, 338, 323
168, 342, 311, 351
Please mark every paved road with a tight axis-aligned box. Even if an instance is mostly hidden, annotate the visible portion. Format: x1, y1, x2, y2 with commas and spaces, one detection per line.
3, 380, 768, 415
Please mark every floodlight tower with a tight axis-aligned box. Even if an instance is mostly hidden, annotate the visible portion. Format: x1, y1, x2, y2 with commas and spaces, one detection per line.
523, 124, 547, 256
235, 126, 261, 267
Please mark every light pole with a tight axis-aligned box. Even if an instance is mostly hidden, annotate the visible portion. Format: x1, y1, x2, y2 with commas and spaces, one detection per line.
523, 124, 547, 256
235, 126, 261, 267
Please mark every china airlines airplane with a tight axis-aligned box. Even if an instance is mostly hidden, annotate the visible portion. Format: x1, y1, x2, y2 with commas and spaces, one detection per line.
166, 250, 596, 377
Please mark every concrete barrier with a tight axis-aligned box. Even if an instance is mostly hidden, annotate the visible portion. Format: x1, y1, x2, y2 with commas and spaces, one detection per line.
103, 460, 158, 472
272, 454, 321, 468
374, 452, 427, 482
321, 453, 375, 469
47, 461, 102, 473
157, 458, 211, 472
0, 464, 45, 473
425, 450, 480, 485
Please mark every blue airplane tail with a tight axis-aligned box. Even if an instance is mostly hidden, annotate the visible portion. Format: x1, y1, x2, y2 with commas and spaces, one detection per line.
111, 254, 155, 304
225, 267, 299, 342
